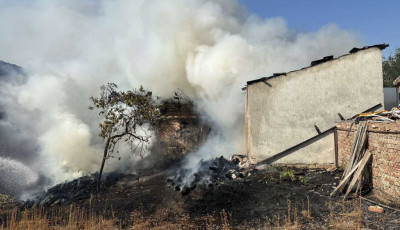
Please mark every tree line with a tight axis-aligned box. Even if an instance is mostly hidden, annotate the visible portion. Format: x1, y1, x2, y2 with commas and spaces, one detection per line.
383, 48, 400, 87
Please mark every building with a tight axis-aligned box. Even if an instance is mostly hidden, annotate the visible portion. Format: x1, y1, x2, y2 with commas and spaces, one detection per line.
391, 75, 400, 107
244, 44, 388, 165
152, 98, 210, 167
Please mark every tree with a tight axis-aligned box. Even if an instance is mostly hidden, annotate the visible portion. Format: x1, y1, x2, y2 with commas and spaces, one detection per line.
383, 48, 400, 87
89, 83, 160, 190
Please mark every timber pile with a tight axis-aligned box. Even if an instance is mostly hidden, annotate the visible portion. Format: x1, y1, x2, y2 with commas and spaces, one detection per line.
331, 121, 372, 199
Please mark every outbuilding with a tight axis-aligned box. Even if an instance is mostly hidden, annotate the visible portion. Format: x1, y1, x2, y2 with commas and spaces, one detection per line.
244, 44, 388, 165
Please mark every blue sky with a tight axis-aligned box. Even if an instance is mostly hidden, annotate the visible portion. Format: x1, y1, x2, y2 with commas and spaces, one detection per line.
239, 0, 400, 57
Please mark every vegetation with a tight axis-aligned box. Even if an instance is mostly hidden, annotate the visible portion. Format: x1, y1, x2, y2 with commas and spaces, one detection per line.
89, 83, 161, 189
0, 206, 232, 230
279, 168, 296, 181
0, 194, 16, 214
383, 48, 400, 87
0, 198, 378, 229
299, 176, 311, 185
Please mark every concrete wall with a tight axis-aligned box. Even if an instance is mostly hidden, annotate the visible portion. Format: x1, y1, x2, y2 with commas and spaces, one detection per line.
246, 48, 384, 164
337, 122, 400, 201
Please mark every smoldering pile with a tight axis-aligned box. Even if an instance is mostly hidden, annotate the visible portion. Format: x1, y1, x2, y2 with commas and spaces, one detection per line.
22, 173, 124, 208
167, 155, 257, 196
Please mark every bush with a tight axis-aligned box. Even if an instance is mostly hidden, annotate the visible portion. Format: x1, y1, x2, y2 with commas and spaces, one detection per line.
280, 168, 295, 181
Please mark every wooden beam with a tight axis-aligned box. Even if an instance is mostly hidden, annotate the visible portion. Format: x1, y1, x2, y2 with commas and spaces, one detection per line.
254, 103, 381, 165
343, 150, 372, 200
330, 157, 365, 196
259, 127, 335, 165
334, 128, 339, 167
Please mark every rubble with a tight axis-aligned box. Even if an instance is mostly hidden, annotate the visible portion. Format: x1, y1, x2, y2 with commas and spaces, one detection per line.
346, 108, 400, 124
167, 155, 256, 196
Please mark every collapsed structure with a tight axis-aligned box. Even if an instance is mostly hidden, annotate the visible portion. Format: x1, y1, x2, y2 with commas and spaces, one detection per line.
153, 98, 210, 166
244, 44, 388, 165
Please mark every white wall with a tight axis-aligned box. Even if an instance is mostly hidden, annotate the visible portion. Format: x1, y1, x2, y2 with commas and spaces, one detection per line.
246, 48, 384, 164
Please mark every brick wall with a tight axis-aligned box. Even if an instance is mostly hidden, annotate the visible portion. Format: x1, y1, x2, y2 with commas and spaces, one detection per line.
336, 121, 400, 200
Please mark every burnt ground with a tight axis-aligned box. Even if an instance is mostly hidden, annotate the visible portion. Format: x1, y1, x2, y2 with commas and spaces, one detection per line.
2, 166, 400, 229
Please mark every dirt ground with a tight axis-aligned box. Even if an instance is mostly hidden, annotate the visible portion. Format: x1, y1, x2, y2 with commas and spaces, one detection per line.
2, 166, 400, 229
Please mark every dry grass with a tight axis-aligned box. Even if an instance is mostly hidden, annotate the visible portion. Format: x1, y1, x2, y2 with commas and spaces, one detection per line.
0, 197, 385, 230
0, 205, 233, 230
261, 197, 372, 230
327, 198, 366, 230
1, 206, 117, 230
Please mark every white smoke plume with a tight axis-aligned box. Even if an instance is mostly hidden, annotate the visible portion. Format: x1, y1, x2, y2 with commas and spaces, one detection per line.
0, 0, 361, 188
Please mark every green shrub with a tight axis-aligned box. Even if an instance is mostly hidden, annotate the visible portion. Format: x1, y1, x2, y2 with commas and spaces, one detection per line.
299, 176, 311, 185
280, 168, 295, 181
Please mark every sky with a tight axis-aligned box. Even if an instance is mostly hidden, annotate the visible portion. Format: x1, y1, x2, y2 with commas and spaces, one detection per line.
239, 0, 400, 58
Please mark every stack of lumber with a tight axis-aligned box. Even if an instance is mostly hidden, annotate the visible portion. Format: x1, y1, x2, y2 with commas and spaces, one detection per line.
331, 121, 372, 199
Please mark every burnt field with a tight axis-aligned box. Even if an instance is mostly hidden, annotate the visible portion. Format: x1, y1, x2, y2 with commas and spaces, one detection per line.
1, 165, 400, 229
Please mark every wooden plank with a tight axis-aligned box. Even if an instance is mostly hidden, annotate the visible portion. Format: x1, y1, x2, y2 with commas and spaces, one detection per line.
342, 124, 361, 179
353, 172, 363, 198
330, 157, 364, 196
343, 125, 362, 177
354, 122, 369, 163
343, 121, 368, 179
343, 150, 372, 200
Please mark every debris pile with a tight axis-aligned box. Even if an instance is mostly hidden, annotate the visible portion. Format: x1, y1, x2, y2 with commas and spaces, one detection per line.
349, 108, 400, 123
167, 155, 255, 196
22, 173, 124, 207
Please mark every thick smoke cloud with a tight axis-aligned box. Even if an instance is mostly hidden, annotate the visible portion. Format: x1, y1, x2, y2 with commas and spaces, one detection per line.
0, 0, 361, 191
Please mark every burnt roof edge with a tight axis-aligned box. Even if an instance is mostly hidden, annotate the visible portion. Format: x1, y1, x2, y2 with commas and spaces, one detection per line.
246, 43, 389, 86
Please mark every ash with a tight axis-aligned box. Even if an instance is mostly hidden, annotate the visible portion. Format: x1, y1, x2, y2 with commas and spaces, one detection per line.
167, 155, 256, 196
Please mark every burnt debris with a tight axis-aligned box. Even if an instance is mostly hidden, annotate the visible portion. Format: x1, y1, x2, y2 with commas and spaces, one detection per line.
167, 155, 256, 196
22, 172, 124, 208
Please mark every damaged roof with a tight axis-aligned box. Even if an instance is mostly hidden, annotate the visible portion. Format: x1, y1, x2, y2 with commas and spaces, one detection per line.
245, 44, 389, 87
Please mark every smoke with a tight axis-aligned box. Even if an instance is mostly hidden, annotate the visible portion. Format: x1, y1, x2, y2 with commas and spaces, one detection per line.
0, 0, 361, 191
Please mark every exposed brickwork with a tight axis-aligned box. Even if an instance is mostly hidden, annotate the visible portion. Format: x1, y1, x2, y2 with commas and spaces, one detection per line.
336, 121, 400, 200
154, 100, 210, 167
